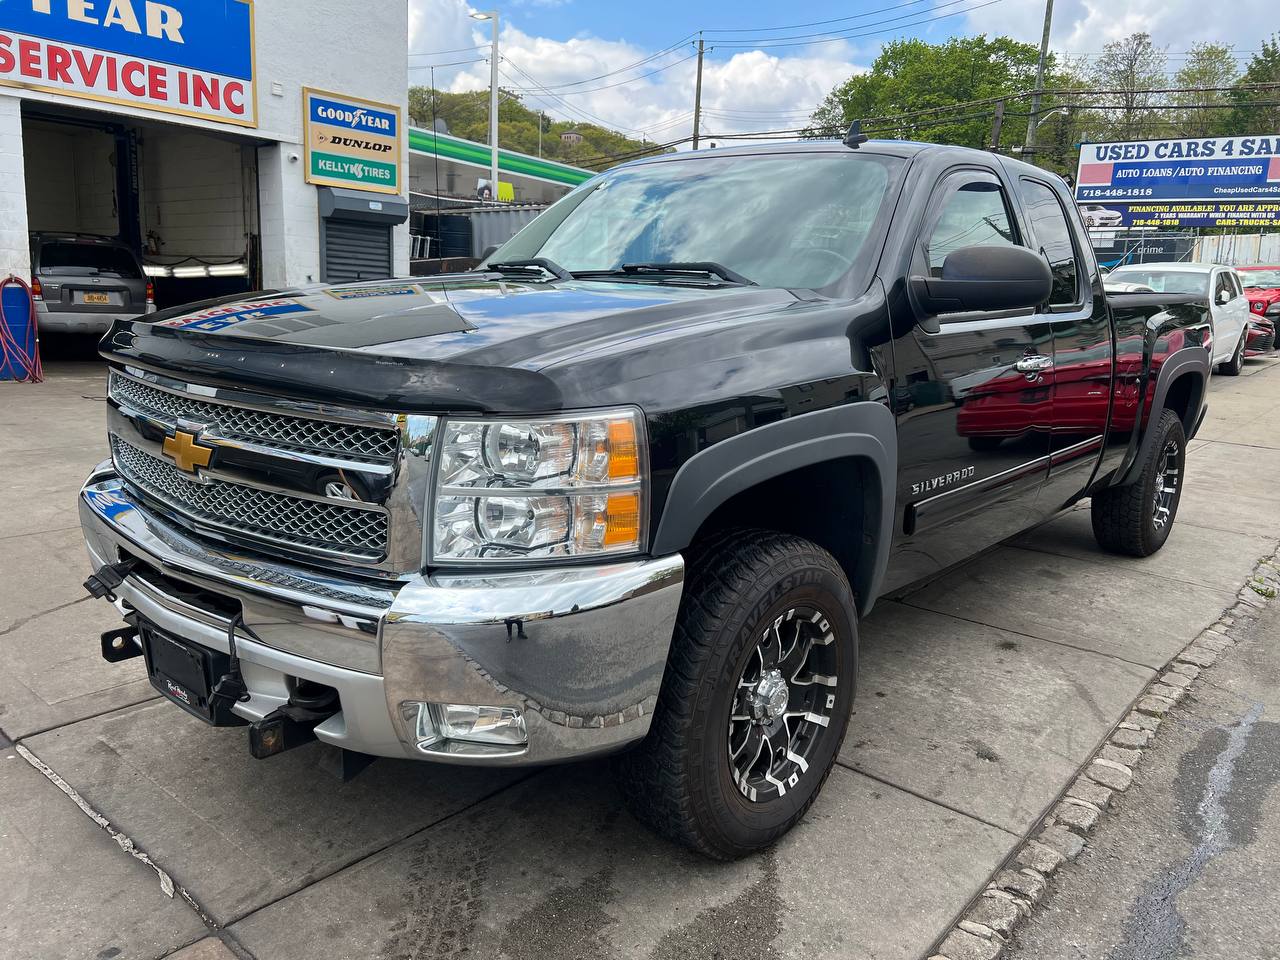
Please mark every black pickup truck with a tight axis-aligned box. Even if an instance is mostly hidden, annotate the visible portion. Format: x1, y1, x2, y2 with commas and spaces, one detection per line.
80, 138, 1210, 859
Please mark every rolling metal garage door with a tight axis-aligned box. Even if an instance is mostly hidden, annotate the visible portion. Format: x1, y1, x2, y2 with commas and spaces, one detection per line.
317, 187, 409, 285
323, 219, 392, 283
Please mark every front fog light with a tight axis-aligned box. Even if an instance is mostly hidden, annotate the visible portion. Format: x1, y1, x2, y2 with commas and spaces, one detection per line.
402, 701, 528, 750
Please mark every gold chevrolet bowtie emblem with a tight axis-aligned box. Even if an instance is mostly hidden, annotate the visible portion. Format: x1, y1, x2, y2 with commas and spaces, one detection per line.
162, 430, 214, 474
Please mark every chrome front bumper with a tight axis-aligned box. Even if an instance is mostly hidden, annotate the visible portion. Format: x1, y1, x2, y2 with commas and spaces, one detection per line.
79, 464, 684, 765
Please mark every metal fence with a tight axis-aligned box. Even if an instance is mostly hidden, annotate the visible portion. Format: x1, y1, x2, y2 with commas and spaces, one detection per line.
1191, 233, 1280, 266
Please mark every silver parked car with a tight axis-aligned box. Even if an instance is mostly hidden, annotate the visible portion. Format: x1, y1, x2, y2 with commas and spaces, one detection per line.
30, 233, 155, 334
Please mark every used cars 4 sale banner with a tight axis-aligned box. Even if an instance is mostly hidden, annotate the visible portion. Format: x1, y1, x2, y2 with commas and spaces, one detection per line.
1075, 135, 1280, 228
0, 0, 256, 126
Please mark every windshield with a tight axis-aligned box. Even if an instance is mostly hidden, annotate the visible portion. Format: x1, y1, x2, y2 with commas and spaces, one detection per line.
1108, 269, 1208, 296
1241, 268, 1280, 288
494, 152, 901, 290
37, 242, 141, 278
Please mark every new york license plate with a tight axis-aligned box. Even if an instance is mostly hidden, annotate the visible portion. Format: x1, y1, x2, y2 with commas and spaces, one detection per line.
82, 292, 110, 304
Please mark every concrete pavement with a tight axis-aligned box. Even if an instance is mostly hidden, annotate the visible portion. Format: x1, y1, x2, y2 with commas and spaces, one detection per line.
1005, 574, 1280, 960
2, 351, 1279, 960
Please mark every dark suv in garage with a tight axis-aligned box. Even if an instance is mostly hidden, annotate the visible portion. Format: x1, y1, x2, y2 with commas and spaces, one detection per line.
30, 232, 154, 334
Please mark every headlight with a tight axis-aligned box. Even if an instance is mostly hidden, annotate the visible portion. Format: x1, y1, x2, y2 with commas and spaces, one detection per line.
1267, 303, 1280, 317
431, 408, 646, 563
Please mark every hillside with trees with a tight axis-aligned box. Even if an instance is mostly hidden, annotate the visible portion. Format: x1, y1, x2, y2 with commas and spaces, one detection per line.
408, 87, 663, 170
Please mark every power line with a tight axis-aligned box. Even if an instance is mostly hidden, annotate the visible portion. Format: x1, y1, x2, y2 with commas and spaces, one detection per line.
505, 51, 699, 97
710, 0, 1004, 49
702, 0, 933, 34
409, 44, 490, 58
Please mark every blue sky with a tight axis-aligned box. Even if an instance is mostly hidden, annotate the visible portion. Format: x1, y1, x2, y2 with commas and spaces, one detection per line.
407, 0, 1274, 149
494, 0, 981, 55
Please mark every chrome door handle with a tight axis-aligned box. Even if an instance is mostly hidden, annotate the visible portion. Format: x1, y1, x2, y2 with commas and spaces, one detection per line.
1015, 355, 1054, 373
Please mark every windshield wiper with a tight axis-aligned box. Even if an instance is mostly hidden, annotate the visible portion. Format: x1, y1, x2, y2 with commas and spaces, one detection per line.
483, 258, 574, 281
616, 263, 752, 285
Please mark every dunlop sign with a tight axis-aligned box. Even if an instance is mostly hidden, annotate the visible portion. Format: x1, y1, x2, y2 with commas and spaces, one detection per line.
304, 88, 401, 195
0, 0, 256, 126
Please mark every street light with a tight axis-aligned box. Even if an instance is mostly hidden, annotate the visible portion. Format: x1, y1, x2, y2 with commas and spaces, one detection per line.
1034, 106, 1070, 130
471, 9, 500, 202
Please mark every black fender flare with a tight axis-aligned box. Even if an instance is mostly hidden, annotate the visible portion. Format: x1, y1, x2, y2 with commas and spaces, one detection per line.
1119, 345, 1210, 486
651, 402, 897, 615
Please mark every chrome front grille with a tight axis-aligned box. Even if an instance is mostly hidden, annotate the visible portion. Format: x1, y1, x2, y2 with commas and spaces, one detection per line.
111, 437, 389, 563
109, 371, 398, 463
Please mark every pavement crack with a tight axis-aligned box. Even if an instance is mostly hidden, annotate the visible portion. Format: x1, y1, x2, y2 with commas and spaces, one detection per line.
13, 742, 219, 930
0, 595, 90, 638
1107, 702, 1269, 960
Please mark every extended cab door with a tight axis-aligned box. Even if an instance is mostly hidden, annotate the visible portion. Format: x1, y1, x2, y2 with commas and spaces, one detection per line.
1013, 175, 1113, 511
882, 166, 1053, 591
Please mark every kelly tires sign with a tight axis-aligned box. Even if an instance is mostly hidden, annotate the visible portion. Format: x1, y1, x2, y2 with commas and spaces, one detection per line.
303, 88, 401, 195
1075, 136, 1280, 227
0, 0, 256, 126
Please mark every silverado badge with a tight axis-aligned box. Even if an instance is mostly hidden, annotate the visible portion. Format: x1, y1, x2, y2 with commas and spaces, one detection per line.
162, 430, 214, 474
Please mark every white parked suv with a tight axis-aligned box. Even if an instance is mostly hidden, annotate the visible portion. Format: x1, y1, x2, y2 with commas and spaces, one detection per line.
1107, 262, 1253, 374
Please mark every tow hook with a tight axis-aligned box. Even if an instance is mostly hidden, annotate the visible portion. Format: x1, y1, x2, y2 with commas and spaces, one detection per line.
247, 680, 375, 780
100, 623, 143, 663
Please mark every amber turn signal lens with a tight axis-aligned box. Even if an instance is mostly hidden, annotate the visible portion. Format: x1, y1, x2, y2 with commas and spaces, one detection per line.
602, 491, 641, 548
607, 419, 639, 480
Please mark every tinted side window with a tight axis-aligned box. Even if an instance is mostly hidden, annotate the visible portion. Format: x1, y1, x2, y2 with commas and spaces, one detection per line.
1214, 272, 1232, 303
1019, 179, 1079, 306
924, 180, 1017, 276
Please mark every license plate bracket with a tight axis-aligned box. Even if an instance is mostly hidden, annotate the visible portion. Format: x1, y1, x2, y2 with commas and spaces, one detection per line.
140, 622, 245, 726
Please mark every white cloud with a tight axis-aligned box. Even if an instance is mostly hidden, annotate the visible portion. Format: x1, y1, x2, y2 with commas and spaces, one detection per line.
407, 0, 871, 150
410, 0, 1274, 156
965, 0, 1276, 54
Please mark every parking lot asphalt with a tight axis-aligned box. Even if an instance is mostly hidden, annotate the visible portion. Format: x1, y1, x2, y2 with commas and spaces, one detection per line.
3, 351, 1280, 960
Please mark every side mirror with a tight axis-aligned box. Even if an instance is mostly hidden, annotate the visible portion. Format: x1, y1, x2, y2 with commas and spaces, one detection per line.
1216, 289, 1231, 305
911, 245, 1053, 316
480, 244, 500, 262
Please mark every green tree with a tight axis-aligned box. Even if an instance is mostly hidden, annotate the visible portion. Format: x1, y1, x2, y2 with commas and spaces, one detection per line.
1230, 35, 1280, 133
407, 86, 663, 170
1086, 33, 1170, 141
806, 35, 1054, 151
1171, 42, 1239, 138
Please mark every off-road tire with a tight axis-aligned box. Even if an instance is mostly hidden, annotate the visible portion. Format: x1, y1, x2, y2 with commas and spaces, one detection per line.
1219, 329, 1246, 376
614, 529, 858, 859
1091, 408, 1186, 557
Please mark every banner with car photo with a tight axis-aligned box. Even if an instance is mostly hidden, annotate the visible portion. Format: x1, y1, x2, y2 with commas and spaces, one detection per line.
1075, 135, 1280, 228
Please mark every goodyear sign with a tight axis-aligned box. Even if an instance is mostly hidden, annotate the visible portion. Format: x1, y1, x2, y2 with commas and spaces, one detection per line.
0, 0, 255, 126
1075, 135, 1280, 227
304, 87, 401, 195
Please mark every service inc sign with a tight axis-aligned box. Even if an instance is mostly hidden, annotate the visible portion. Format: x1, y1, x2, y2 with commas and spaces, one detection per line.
303, 88, 401, 195
1075, 136, 1280, 228
0, 0, 256, 126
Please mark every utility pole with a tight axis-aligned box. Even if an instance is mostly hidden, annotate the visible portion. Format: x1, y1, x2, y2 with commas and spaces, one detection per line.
471, 9, 500, 200
538, 111, 543, 158
1023, 0, 1054, 154
989, 100, 1006, 151
692, 36, 704, 151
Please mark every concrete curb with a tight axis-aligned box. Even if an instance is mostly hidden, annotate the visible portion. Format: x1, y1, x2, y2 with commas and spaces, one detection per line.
925, 553, 1280, 960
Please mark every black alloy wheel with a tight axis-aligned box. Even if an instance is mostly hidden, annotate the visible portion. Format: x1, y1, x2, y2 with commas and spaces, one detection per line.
615, 529, 858, 859
728, 604, 840, 803
1091, 408, 1187, 557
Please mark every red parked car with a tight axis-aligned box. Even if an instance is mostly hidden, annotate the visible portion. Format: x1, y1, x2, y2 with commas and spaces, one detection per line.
1240, 266, 1280, 356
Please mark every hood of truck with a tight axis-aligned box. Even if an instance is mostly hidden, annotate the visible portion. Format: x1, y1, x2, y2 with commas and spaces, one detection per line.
103, 276, 802, 413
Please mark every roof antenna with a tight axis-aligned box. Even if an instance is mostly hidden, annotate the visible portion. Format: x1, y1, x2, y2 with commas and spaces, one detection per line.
843, 119, 869, 149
